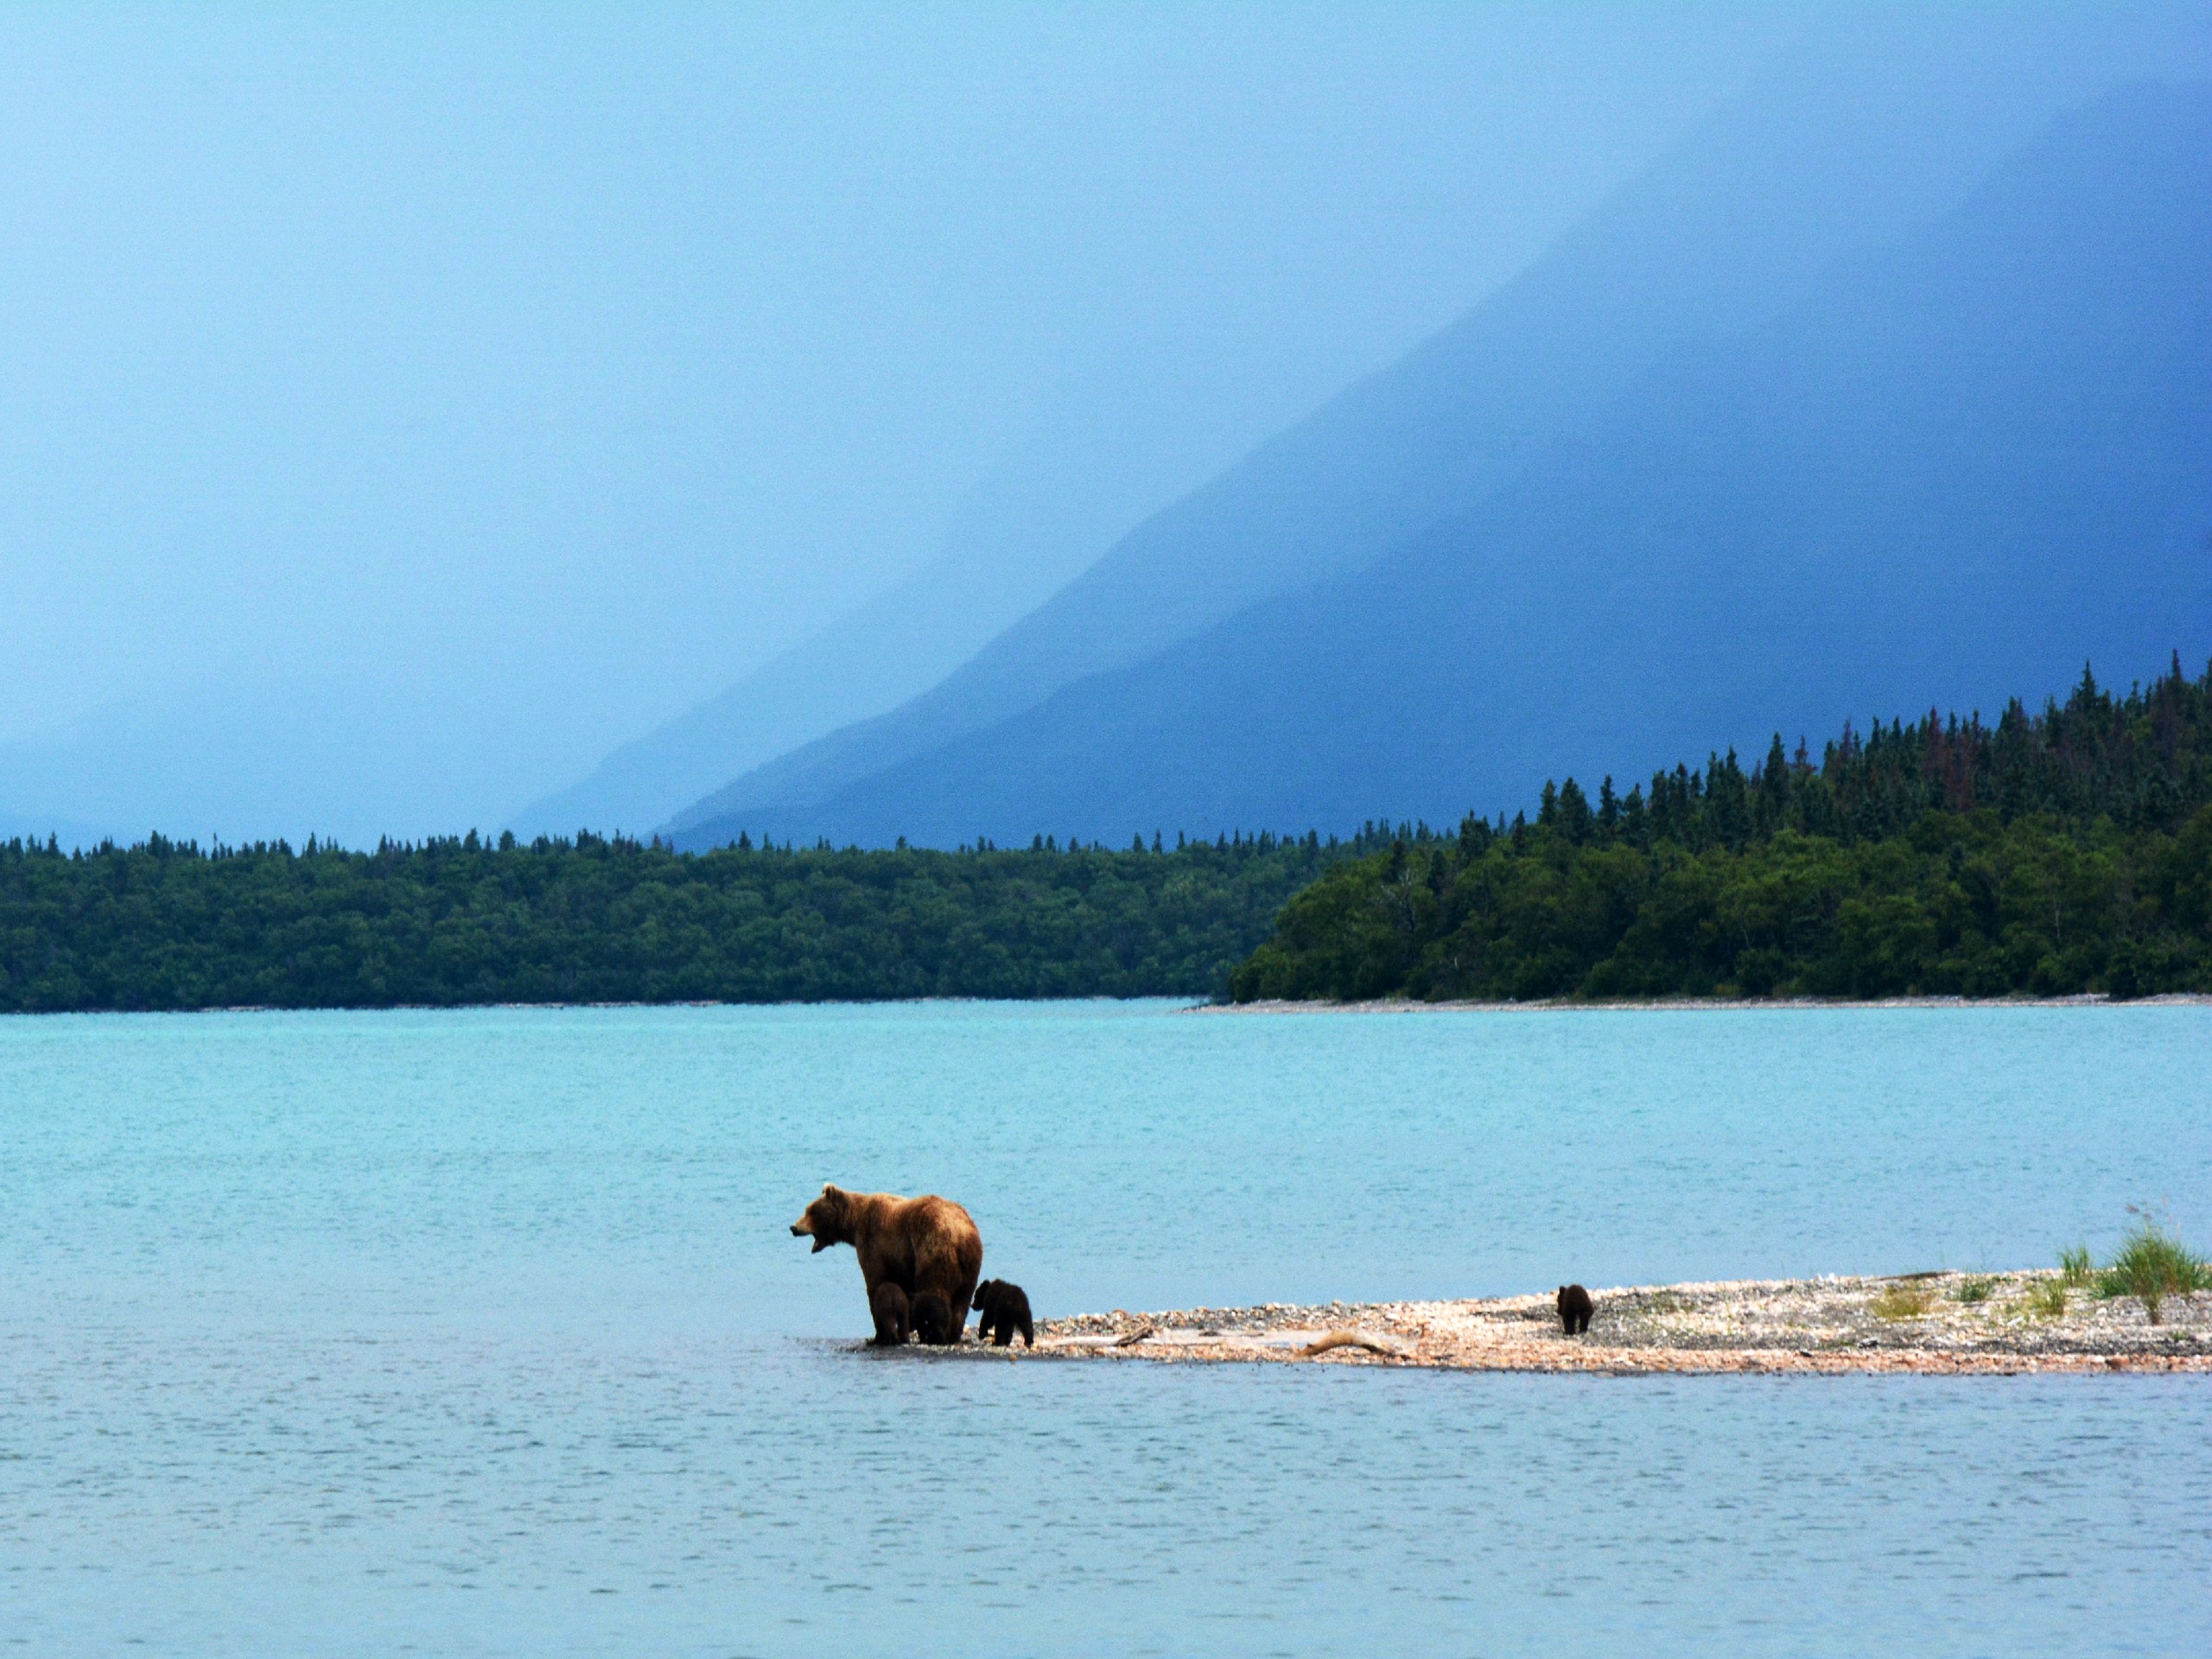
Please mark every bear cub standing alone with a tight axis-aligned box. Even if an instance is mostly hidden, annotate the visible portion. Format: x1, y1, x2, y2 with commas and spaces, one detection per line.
910, 1292, 957, 1345
870, 1282, 911, 1346
1557, 1283, 1594, 1336
973, 1279, 1034, 1348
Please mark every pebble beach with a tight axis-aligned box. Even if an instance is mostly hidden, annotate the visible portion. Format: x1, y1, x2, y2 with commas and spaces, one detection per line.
931, 1271, 2212, 1374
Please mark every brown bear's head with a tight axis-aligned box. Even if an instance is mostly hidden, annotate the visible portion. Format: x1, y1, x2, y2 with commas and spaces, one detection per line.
791, 1184, 853, 1253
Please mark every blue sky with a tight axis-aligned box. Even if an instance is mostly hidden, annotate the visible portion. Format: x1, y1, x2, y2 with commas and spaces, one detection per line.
0, 3, 2200, 844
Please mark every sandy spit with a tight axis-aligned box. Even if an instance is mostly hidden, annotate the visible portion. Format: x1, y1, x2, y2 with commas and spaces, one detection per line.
919, 1273, 2212, 1375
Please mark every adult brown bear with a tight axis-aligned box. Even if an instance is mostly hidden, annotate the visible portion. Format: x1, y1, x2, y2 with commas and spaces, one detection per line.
790, 1185, 982, 1345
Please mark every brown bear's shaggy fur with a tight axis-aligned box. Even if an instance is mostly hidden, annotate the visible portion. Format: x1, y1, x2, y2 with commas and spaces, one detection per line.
870, 1282, 910, 1346
1557, 1283, 1594, 1336
791, 1184, 982, 1345
972, 1279, 1033, 1347
910, 1292, 957, 1345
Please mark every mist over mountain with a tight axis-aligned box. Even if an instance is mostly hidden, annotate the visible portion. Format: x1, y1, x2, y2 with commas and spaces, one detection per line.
676, 79, 2212, 851
506, 491, 1099, 842
490, 10, 1834, 848
511, 314, 1402, 840
665, 14, 2206, 849
19, 6, 1826, 849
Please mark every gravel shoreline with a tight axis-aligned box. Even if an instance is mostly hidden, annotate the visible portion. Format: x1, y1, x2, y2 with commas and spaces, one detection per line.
1198, 994, 2212, 1014
916, 1272, 2212, 1374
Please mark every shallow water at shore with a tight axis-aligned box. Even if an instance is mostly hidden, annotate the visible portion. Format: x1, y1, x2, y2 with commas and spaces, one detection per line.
3, 1001, 2209, 1653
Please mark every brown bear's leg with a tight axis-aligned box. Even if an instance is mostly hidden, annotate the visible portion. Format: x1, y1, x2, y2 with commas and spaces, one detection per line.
935, 1274, 977, 1343
910, 1235, 976, 1345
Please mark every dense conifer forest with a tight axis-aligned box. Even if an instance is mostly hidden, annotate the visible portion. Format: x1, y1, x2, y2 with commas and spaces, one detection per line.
0, 828, 1358, 1012
1230, 658, 2212, 1002
6, 660, 2209, 1013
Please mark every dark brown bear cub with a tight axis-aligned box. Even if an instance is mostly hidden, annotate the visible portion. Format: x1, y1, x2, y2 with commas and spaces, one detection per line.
973, 1279, 1033, 1347
1557, 1283, 1594, 1336
870, 1282, 910, 1346
910, 1291, 957, 1345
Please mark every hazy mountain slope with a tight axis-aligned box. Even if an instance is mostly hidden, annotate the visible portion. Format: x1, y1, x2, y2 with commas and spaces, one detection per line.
505, 532, 1080, 841
505, 343, 1320, 839
664, 14, 2145, 845
688, 81, 2212, 849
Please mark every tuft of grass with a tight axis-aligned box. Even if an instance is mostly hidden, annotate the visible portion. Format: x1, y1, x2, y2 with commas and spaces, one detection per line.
1955, 1275, 1996, 1305
2094, 1219, 2211, 1325
1872, 1283, 1932, 1320
2058, 1244, 2094, 1286
2023, 1279, 2069, 1319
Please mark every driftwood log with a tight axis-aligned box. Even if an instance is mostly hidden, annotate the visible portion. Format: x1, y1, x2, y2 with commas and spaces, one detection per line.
1295, 1330, 1408, 1359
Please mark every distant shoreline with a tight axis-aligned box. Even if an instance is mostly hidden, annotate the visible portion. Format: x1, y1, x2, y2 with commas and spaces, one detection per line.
10, 991, 2212, 1020
1199, 993, 2212, 1014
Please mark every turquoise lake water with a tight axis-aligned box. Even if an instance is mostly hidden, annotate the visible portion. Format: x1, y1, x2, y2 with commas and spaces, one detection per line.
3, 1001, 2209, 1655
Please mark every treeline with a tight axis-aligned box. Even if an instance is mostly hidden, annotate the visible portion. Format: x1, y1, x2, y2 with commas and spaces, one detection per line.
1231, 658, 2212, 1002
10, 660, 2209, 1013
0, 829, 1371, 1012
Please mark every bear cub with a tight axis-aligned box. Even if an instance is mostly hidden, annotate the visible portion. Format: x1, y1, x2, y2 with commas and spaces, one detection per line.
972, 1279, 1034, 1348
870, 1282, 911, 1346
910, 1291, 957, 1346
1557, 1283, 1594, 1336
